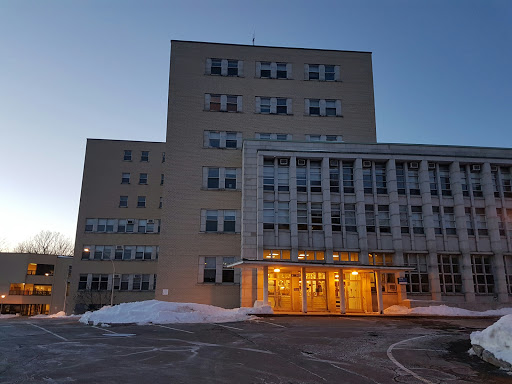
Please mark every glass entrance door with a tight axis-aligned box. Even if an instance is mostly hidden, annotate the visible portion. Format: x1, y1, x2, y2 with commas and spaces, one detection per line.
305, 272, 327, 311
345, 273, 363, 312
268, 272, 292, 311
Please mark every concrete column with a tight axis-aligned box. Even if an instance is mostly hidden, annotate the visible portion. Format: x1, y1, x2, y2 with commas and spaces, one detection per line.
322, 157, 334, 262
387, 159, 404, 264
301, 267, 307, 313
289, 156, 299, 261
482, 162, 509, 302
450, 161, 475, 301
419, 160, 442, 300
339, 269, 346, 314
375, 271, 384, 314
263, 266, 268, 305
354, 158, 369, 264
256, 155, 265, 260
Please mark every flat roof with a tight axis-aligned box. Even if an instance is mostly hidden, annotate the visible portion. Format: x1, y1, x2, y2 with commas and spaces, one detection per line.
229, 259, 412, 272
87, 138, 165, 144
171, 40, 372, 55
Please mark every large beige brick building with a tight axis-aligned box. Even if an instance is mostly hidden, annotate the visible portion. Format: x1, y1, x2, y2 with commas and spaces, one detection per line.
68, 41, 512, 314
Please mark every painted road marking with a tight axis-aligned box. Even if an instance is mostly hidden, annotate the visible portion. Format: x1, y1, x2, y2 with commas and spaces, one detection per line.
92, 325, 135, 337
214, 323, 243, 331
154, 324, 194, 334
250, 319, 286, 328
27, 322, 68, 342
387, 334, 439, 384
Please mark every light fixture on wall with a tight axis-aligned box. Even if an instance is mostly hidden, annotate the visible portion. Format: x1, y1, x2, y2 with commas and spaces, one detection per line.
351, 271, 358, 276
273, 268, 280, 273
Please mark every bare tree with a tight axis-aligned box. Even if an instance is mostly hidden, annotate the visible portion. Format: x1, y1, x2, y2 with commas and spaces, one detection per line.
13, 231, 74, 256
0, 237, 8, 252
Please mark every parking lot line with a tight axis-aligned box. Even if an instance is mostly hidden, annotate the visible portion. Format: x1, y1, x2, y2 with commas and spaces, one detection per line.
251, 319, 286, 328
154, 324, 194, 334
214, 323, 243, 331
27, 322, 68, 342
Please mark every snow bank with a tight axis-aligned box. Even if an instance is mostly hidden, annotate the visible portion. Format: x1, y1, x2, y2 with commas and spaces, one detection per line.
471, 314, 512, 366
384, 305, 512, 317
31, 311, 79, 319
0, 314, 18, 319
79, 300, 273, 326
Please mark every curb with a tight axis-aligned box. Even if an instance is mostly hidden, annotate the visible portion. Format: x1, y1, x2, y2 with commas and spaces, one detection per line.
471, 344, 512, 371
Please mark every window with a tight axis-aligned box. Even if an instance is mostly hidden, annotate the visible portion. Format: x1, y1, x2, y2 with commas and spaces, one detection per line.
123, 246, 133, 260
344, 204, 357, 232
222, 257, 235, 282
85, 219, 95, 232
496, 208, 506, 236
120, 275, 129, 290
343, 162, 354, 193
439, 165, 452, 196
141, 274, 150, 290
106, 219, 115, 232
501, 167, 512, 198
206, 210, 218, 232
399, 205, 409, 233
276, 63, 287, 78
311, 203, 323, 231
132, 275, 141, 290
263, 202, 274, 230
82, 247, 91, 260
460, 166, 469, 197
378, 205, 390, 233
225, 132, 238, 148
123, 150, 132, 161
263, 250, 291, 260
471, 255, 494, 294
310, 161, 322, 193
223, 211, 236, 233
429, 167, 438, 196
78, 274, 88, 290
141, 151, 149, 162
308, 135, 321, 142
225, 168, 236, 189
411, 206, 424, 234
263, 159, 274, 191
331, 203, 341, 232
210, 58, 221, 75
309, 99, 320, 116
297, 203, 308, 231
407, 168, 420, 195
207, 58, 242, 76
333, 252, 359, 262
375, 163, 387, 194
227, 60, 238, 76
365, 205, 375, 232
138, 219, 147, 233
205, 94, 242, 113
369, 253, 393, 266
329, 162, 340, 193
505, 255, 512, 294
276, 98, 287, 114
97, 219, 106, 232
139, 173, 148, 185
443, 207, 457, 235
209, 94, 221, 111
260, 62, 271, 78
137, 196, 146, 208
470, 169, 483, 197
277, 202, 289, 230
296, 162, 307, 193
438, 255, 462, 293
363, 166, 372, 194
475, 208, 488, 236
160, 174, 164, 186
396, 163, 406, 195
119, 196, 128, 208
466, 207, 474, 235
226, 95, 237, 112
256, 97, 291, 115
121, 173, 130, 184
298, 250, 324, 261
208, 168, 219, 189
94, 245, 103, 260
306, 99, 341, 116
208, 131, 220, 147
203, 257, 216, 282
277, 164, 289, 192
260, 97, 271, 114
432, 206, 442, 234
404, 254, 429, 293
306, 64, 339, 81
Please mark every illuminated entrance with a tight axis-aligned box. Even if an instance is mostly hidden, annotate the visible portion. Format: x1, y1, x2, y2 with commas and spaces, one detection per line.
345, 272, 363, 312
304, 272, 327, 311
268, 272, 292, 311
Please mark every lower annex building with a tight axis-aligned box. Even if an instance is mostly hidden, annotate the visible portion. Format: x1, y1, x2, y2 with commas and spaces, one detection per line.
67, 41, 512, 314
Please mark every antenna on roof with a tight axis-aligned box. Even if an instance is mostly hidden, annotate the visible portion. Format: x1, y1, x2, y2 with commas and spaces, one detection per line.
252, 31, 255, 46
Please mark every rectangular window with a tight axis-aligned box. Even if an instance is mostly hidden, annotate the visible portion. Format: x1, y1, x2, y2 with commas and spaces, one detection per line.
396, 163, 406, 195
211, 58, 222, 75
399, 205, 409, 233
325, 100, 336, 116
263, 159, 274, 191
475, 208, 488, 236
208, 168, 220, 189
222, 257, 235, 282
375, 163, 387, 194
439, 165, 452, 196
296, 163, 307, 193
501, 168, 512, 197
369, 253, 393, 266
329, 162, 340, 193
209, 131, 220, 147
407, 168, 420, 195
117, 220, 126, 233
331, 203, 341, 232
106, 219, 115, 232
206, 210, 218, 232
121, 173, 130, 184
378, 205, 390, 233
471, 170, 483, 197
438, 255, 462, 294
161, 174, 164, 186
466, 207, 474, 235
277, 164, 289, 192
85, 218, 95, 232
139, 173, 148, 185
97, 219, 106, 232
225, 168, 237, 189
363, 166, 372, 194
263, 201, 274, 230
308, 65, 319, 80
204, 257, 216, 282
138, 219, 147, 233
263, 250, 291, 260
460, 166, 469, 197
141, 151, 149, 162
309, 99, 320, 116
333, 252, 359, 262
123, 150, 132, 161
276, 98, 288, 114
260, 97, 271, 114
132, 275, 141, 290
135, 246, 144, 260
429, 167, 438, 196
260, 62, 271, 78
505, 255, 512, 294
325, 65, 335, 81
404, 254, 429, 293
82, 246, 91, 260
93, 245, 103, 260
225, 132, 238, 148
471, 255, 494, 294
432, 206, 442, 234
311, 203, 323, 231
90, 274, 100, 291
144, 246, 153, 260
365, 205, 375, 232
411, 206, 424, 234
309, 161, 322, 193
298, 250, 325, 261
78, 274, 88, 290
496, 208, 506, 236
443, 207, 457, 235
277, 202, 290, 230
343, 162, 354, 193
119, 196, 128, 208
227, 60, 238, 76
120, 275, 129, 290
209, 94, 221, 111
137, 196, 146, 208
344, 204, 357, 232
226, 95, 238, 112
223, 211, 236, 232
123, 246, 133, 260
141, 274, 150, 290
297, 203, 308, 231
276, 63, 287, 78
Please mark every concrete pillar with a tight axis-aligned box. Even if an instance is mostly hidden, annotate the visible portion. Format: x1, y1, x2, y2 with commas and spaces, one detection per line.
482, 162, 509, 302
339, 268, 346, 314
301, 267, 307, 313
354, 158, 369, 264
322, 157, 334, 262
263, 266, 268, 305
375, 271, 384, 314
289, 156, 299, 261
450, 162, 475, 302
419, 160, 442, 300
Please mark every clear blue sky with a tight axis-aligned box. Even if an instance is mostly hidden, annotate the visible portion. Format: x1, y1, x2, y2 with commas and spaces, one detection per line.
0, 0, 511, 249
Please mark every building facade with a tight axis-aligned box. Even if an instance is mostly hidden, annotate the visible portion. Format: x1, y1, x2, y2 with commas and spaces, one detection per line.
67, 139, 164, 313
68, 41, 512, 314
0, 253, 72, 315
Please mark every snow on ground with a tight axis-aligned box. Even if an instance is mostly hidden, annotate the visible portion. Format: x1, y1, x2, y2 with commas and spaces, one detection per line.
384, 305, 512, 317
79, 300, 273, 326
0, 314, 18, 319
31, 311, 81, 319
471, 314, 512, 365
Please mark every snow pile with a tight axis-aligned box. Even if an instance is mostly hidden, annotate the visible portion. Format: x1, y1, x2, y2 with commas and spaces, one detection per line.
471, 314, 512, 366
384, 305, 512, 317
79, 300, 273, 326
31, 311, 78, 319
0, 314, 18, 319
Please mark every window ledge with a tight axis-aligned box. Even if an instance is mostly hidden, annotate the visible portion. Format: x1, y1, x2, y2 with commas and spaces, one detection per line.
197, 282, 240, 286
304, 114, 344, 118
201, 188, 241, 192
201, 231, 240, 235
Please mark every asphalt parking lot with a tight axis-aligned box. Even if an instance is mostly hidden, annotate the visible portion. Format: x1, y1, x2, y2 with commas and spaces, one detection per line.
0, 316, 510, 384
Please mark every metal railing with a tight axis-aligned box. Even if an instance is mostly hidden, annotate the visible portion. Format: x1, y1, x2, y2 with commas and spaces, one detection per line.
8, 290, 52, 296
